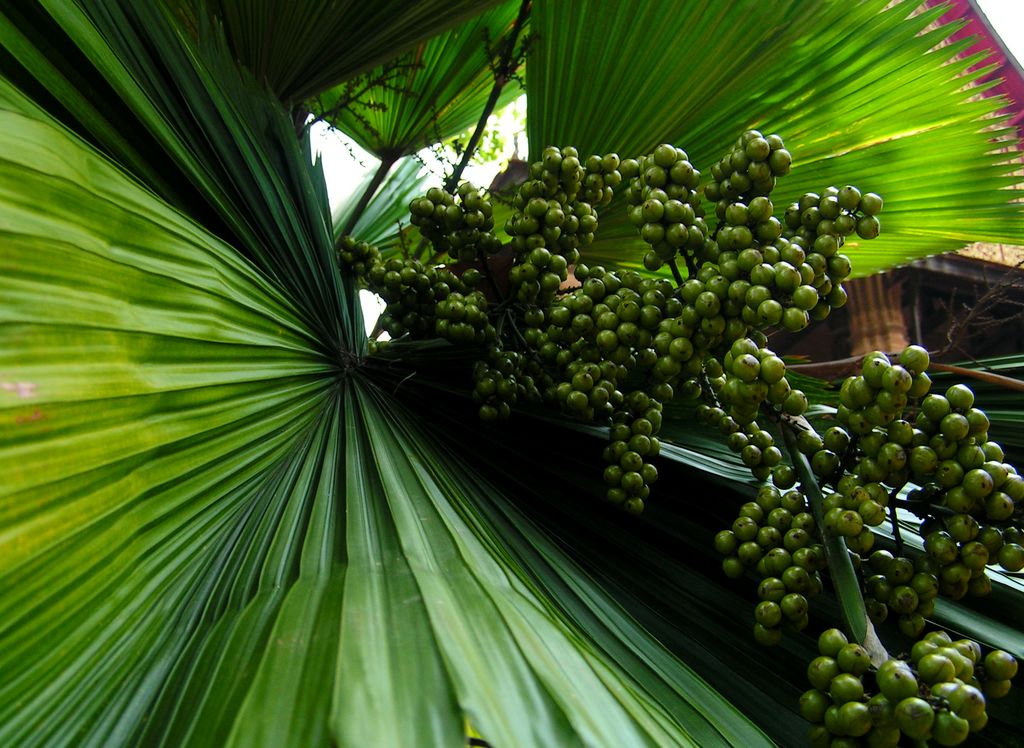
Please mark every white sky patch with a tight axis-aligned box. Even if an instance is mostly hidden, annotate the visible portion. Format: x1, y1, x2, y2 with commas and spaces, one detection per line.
976, 0, 1024, 65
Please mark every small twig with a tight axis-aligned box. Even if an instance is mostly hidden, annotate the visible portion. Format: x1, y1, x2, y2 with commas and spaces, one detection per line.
894, 498, 955, 517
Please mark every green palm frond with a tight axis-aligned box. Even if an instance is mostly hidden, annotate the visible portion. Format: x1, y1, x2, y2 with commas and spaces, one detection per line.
528, 0, 1023, 278
310, 0, 525, 161
173, 0, 502, 104
4, 2, 1024, 746
332, 155, 429, 248
6, 1, 358, 348
0, 69, 780, 748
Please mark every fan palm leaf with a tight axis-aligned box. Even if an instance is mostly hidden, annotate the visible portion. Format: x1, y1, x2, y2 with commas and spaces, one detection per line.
0, 8, 766, 747
309, 0, 526, 162
172, 0, 502, 104
4, 1, 1024, 747
527, 0, 1023, 278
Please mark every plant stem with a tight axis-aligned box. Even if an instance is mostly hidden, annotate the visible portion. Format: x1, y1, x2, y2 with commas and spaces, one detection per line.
888, 486, 904, 557
928, 362, 1024, 392
667, 258, 684, 286
443, 0, 531, 193
780, 419, 889, 665
340, 153, 397, 240
789, 355, 1024, 393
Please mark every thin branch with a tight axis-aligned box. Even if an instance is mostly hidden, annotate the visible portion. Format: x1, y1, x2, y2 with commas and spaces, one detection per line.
340, 153, 398, 239
667, 258, 685, 286
443, 0, 532, 193
888, 486, 904, 557
789, 354, 1024, 391
927, 362, 1024, 392
780, 420, 889, 666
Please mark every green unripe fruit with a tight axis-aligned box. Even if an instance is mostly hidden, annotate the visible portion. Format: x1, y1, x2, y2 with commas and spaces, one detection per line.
895, 697, 935, 740
799, 688, 830, 723
712, 531, 737, 558
859, 192, 884, 216
983, 649, 1018, 680
782, 565, 811, 593
946, 684, 986, 721
721, 556, 744, 578
807, 656, 840, 691
909, 372, 932, 398
834, 509, 864, 538
877, 661, 919, 702
753, 622, 782, 646
865, 726, 901, 747
922, 394, 952, 422
945, 383, 974, 410
861, 353, 891, 387
983, 678, 1011, 699
821, 706, 843, 741
830, 672, 865, 704
908, 445, 939, 475
807, 724, 831, 748
898, 612, 926, 638
889, 585, 919, 615
939, 412, 970, 441
931, 709, 970, 746
780, 592, 808, 620
911, 640, 939, 665
837, 643, 871, 675
917, 652, 956, 684
758, 576, 787, 602
755, 600, 783, 628
837, 700, 873, 737
818, 628, 848, 657
998, 543, 1024, 571
881, 365, 912, 394
867, 691, 897, 728
899, 344, 930, 375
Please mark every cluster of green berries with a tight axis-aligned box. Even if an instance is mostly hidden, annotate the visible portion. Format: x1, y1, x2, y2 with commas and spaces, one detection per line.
836, 347, 930, 439
363, 256, 477, 339
622, 143, 707, 273
861, 550, 938, 638
601, 389, 667, 513
409, 183, 502, 263
715, 484, 826, 643
349, 135, 882, 523
434, 289, 496, 345
336, 235, 380, 276
831, 346, 1024, 594
504, 147, 621, 304
706, 130, 792, 203
783, 184, 884, 248
471, 349, 542, 422
817, 475, 887, 556
802, 628, 1016, 747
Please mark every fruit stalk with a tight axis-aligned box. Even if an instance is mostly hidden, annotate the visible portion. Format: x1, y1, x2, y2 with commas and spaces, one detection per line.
782, 417, 889, 665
